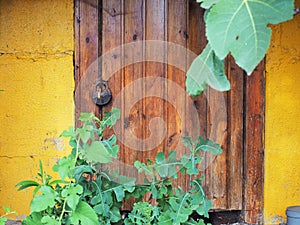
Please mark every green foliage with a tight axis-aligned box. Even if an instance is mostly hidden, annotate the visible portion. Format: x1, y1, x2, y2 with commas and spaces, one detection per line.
0, 206, 17, 225
69, 201, 99, 225
17, 108, 221, 224
187, 0, 294, 95
132, 136, 221, 225
17, 108, 123, 225
124, 202, 158, 225
186, 44, 230, 96
30, 186, 58, 213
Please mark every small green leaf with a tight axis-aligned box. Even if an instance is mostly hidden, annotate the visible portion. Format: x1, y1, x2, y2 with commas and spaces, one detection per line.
30, 186, 58, 213
110, 206, 122, 223
182, 136, 193, 150
155, 152, 166, 164
134, 161, 152, 175
196, 200, 212, 218
69, 201, 99, 225
186, 44, 230, 96
78, 112, 97, 122
16, 180, 39, 191
104, 108, 121, 127
76, 125, 94, 143
84, 141, 112, 163
206, 0, 294, 74
199, 139, 222, 155
3, 206, 10, 213
61, 184, 83, 210
93, 203, 110, 216
102, 135, 119, 158
52, 156, 75, 180
60, 126, 75, 138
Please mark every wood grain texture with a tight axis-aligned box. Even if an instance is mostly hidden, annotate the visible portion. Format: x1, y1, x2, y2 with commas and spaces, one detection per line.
167, 0, 188, 189
100, 0, 124, 188
227, 55, 244, 210
75, 0, 99, 122
205, 87, 228, 208
122, 0, 145, 185
75, 1, 265, 220
243, 60, 265, 224
143, 0, 167, 160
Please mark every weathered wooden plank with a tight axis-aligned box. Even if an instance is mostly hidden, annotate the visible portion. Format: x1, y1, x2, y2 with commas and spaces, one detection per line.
122, 0, 145, 182
205, 44, 228, 208
187, 0, 207, 183
143, 0, 167, 161
205, 86, 228, 209
226, 55, 244, 210
167, 0, 188, 189
100, 0, 124, 183
74, 0, 99, 121
243, 61, 265, 224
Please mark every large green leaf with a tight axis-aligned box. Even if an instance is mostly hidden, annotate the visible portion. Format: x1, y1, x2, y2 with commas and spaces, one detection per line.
30, 186, 57, 213
83, 141, 112, 163
52, 156, 74, 180
23, 212, 43, 225
206, 0, 294, 74
69, 201, 99, 225
186, 44, 230, 96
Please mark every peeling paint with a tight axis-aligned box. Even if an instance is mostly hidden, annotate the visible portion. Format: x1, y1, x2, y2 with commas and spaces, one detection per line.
264, 215, 286, 225
43, 137, 64, 152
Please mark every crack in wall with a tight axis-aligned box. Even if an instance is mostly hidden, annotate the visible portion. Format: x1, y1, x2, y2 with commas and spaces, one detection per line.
0, 50, 74, 60
0, 155, 39, 159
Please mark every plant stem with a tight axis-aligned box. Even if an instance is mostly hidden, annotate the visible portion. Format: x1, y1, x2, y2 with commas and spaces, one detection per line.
58, 199, 67, 223
74, 138, 80, 164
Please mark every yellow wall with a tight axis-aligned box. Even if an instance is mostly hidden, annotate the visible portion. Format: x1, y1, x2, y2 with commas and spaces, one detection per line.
265, 0, 300, 224
0, 0, 74, 219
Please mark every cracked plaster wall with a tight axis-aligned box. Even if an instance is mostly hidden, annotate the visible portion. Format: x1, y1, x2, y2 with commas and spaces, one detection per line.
0, 0, 74, 218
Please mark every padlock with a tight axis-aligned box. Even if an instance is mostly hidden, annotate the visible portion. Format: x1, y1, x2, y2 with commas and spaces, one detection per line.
92, 80, 112, 106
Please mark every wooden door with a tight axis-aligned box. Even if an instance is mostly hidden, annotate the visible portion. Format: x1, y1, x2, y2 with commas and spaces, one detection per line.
74, 0, 265, 223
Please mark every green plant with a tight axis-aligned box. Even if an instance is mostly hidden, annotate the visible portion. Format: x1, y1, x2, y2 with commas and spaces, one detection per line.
186, 0, 294, 96
17, 108, 123, 225
0, 206, 17, 225
16, 108, 221, 225
131, 136, 221, 225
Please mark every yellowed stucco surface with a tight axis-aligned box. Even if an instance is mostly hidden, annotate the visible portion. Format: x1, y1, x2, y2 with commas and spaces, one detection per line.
265, 0, 300, 224
0, 0, 74, 218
